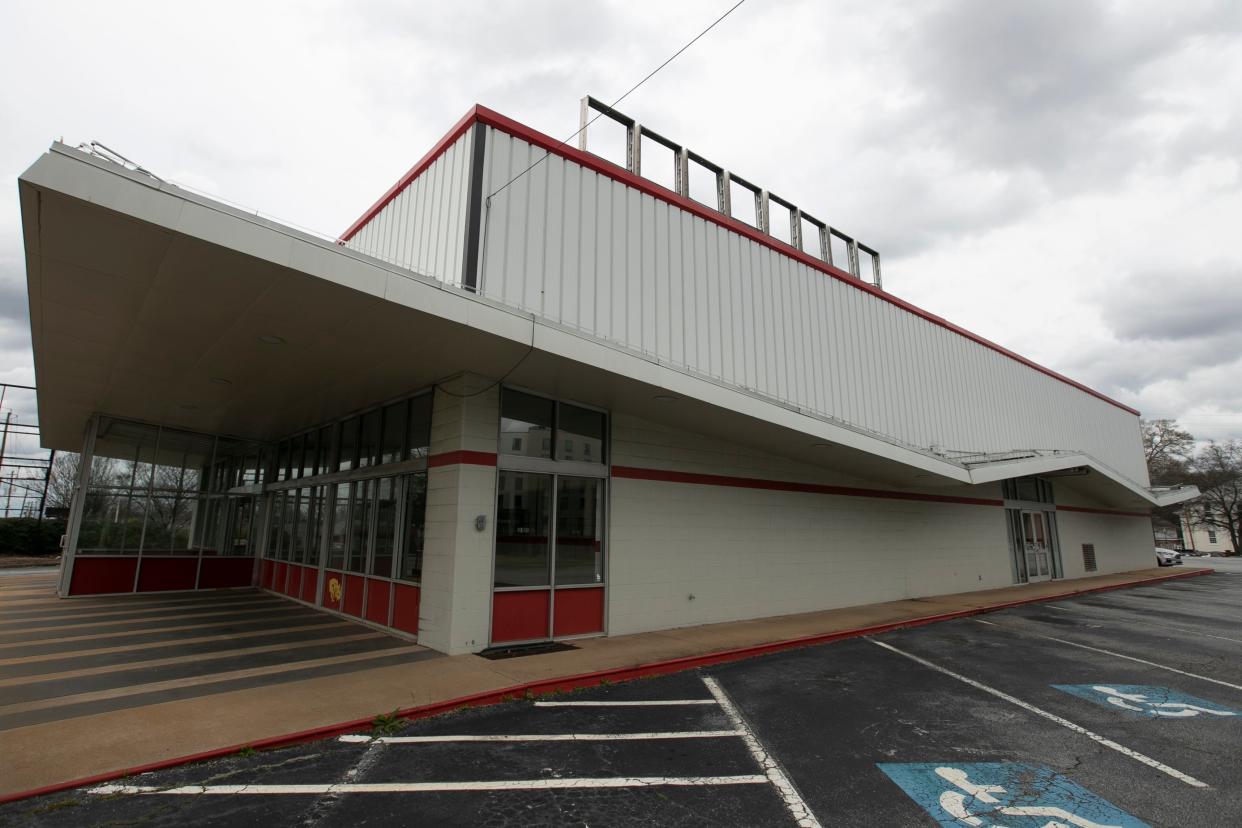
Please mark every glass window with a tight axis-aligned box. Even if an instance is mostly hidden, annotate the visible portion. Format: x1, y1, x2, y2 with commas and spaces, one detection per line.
494, 471, 552, 587
358, 410, 381, 469
348, 480, 373, 573
305, 486, 325, 566
500, 390, 554, 460
556, 403, 606, 464
276, 440, 290, 482
398, 473, 427, 582
291, 489, 309, 563
318, 425, 334, 475
327, 484, 349, 570
302, 431, 319, 478
338, 418, 358, 471
266, 491, 284, 559
370, 477, 398, 577
407, 394, 432, 460
380, 402, 406, 465
289, 434, 305, 480
229, 498, 254, 556
555, 477, 604, 585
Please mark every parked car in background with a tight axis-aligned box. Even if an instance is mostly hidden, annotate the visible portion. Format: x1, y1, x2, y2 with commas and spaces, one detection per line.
1156, 547, 1183, 566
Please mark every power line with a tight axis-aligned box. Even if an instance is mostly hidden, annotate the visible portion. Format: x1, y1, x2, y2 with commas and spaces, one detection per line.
485, 0, 749, 203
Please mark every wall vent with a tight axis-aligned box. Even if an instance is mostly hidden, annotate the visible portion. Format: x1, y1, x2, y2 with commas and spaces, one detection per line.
1081, 543, 1097, 572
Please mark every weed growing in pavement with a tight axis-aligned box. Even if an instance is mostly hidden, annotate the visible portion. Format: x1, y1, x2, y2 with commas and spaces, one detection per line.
371, 711, 405, 736
237, 746, 257, 758
28, 797, 81, 815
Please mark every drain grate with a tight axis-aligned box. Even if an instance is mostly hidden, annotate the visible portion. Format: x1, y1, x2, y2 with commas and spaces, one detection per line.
478, 641, 580, 660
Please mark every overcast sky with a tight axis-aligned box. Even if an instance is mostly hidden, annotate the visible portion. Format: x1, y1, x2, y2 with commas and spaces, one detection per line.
2, 0, 1240, 452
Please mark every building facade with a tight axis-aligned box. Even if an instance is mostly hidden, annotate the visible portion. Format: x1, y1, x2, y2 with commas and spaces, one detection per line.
18, 103, 1196, 655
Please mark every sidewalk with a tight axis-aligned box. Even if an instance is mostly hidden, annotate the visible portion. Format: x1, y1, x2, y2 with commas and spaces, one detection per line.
0, 565, 1212, 800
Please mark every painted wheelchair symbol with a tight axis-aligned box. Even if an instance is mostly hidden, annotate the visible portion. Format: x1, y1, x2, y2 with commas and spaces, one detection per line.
937, 767, 1121, 828
879, 762, 1147, 828
1052, 684, 1239, 719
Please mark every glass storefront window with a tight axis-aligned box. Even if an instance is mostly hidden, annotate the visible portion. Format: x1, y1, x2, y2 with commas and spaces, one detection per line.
370, 477, 398, 577
302, 431, 318, 478
398, 473, 426, 582
494, 471, 552, 587
318, 426, 334, 475
306, 486, 325, 566
554, 477, 604, 585
408, 394, 432, 460
380, 402, 406, 465
328, 484, 348, 570
500, 390, 554, 460
338, 418, 358, 471
291, 489, 308, 563
358, 410, 381, 469
348, 480, 373, 573
556, 404, 606, 465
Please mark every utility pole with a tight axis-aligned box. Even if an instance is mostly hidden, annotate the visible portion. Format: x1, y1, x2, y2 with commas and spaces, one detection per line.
0, 411, 10, 519
37, 449, 55, 526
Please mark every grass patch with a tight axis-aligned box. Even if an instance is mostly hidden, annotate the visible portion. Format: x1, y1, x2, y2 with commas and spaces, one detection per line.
371, 710, 405, 736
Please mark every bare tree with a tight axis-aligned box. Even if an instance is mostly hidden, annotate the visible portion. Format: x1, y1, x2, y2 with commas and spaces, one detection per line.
1142, 418, 1194, 485
47, 453, 120, 513
1187, 440, 1242, 555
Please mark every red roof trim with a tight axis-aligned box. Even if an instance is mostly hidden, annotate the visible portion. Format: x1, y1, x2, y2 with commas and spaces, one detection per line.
340, 104, 1140, 417
612, 464, 1004, 507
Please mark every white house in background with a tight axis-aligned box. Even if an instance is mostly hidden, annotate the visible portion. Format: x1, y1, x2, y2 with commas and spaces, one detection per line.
18, 100, 1199, 656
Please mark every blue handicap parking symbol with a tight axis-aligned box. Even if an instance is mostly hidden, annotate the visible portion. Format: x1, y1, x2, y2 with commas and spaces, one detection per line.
1052, 684, 1240, 718
878, 762, 1147, 828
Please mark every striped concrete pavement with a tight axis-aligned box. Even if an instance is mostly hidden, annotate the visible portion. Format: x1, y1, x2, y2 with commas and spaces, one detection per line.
0, 571, 438, 733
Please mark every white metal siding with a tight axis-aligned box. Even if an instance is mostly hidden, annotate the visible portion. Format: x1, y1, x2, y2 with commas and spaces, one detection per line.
477, 126, 1148, 484
345, 129, 474, 287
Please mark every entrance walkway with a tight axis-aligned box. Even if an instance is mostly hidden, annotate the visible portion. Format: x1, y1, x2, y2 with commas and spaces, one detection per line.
0, 565, 1211, 800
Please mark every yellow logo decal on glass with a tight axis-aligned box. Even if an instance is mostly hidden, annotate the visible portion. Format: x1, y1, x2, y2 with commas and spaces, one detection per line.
328, 578, 342, 603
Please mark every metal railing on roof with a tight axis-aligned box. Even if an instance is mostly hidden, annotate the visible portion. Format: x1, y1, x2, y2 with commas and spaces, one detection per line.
578, 96, 882, 290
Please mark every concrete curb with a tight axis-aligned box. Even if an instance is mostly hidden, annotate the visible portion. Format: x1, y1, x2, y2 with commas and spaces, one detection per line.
0, 566, 1213, 806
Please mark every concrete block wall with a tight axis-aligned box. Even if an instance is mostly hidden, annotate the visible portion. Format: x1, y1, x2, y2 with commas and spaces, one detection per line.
607, 413, 1013, 636
418, 375, 499, 655
1055, 511, 1155, 579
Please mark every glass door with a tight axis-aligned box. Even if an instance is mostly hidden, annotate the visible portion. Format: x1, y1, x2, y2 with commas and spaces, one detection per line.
491, 471, 605, 644
1022, 510, 1052, 582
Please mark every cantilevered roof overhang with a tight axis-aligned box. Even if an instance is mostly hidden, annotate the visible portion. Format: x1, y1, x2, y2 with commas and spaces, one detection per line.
18, 141, 1194, 511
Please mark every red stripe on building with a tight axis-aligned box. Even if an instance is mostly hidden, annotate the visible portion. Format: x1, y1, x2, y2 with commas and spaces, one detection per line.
338, 104, 1139, 417
611, 465, 1004, 507
427, 449, 498, 468
1057, 504, 1151, 518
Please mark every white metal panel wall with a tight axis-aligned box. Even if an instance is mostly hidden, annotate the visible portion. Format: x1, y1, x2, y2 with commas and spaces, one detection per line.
345, 129, 474, 287
476, 127, 1149, 484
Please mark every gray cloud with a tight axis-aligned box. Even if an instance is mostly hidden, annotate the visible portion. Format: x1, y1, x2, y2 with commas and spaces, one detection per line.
1102, 264, 1242, 342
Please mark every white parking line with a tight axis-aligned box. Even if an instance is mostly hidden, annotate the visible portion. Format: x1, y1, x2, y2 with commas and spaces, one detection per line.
976, 619, 1242, 692
1040, 604, 1242, 645
338, 730, 743, 743
533, 699, 718, 707
89, 776, 771, 795
869, 638, 1209, 788
702, 676, 822, 828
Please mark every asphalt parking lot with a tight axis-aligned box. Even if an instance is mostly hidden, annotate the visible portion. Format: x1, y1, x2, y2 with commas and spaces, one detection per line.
4, 569, 1239, 827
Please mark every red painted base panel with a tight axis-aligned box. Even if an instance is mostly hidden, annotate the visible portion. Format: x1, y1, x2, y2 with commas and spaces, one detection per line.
198, 557, 255, 589
365, 579, 391, 626
491, 590, 551, 643
392, 583, 420, 635
553, 587, 605, 637
343, 575, 365, 618
136, 557, 198, 592
68, 557, 138, 595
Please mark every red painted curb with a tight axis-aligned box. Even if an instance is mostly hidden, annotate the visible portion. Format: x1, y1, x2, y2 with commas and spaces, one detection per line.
0, 566, 1213, 805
